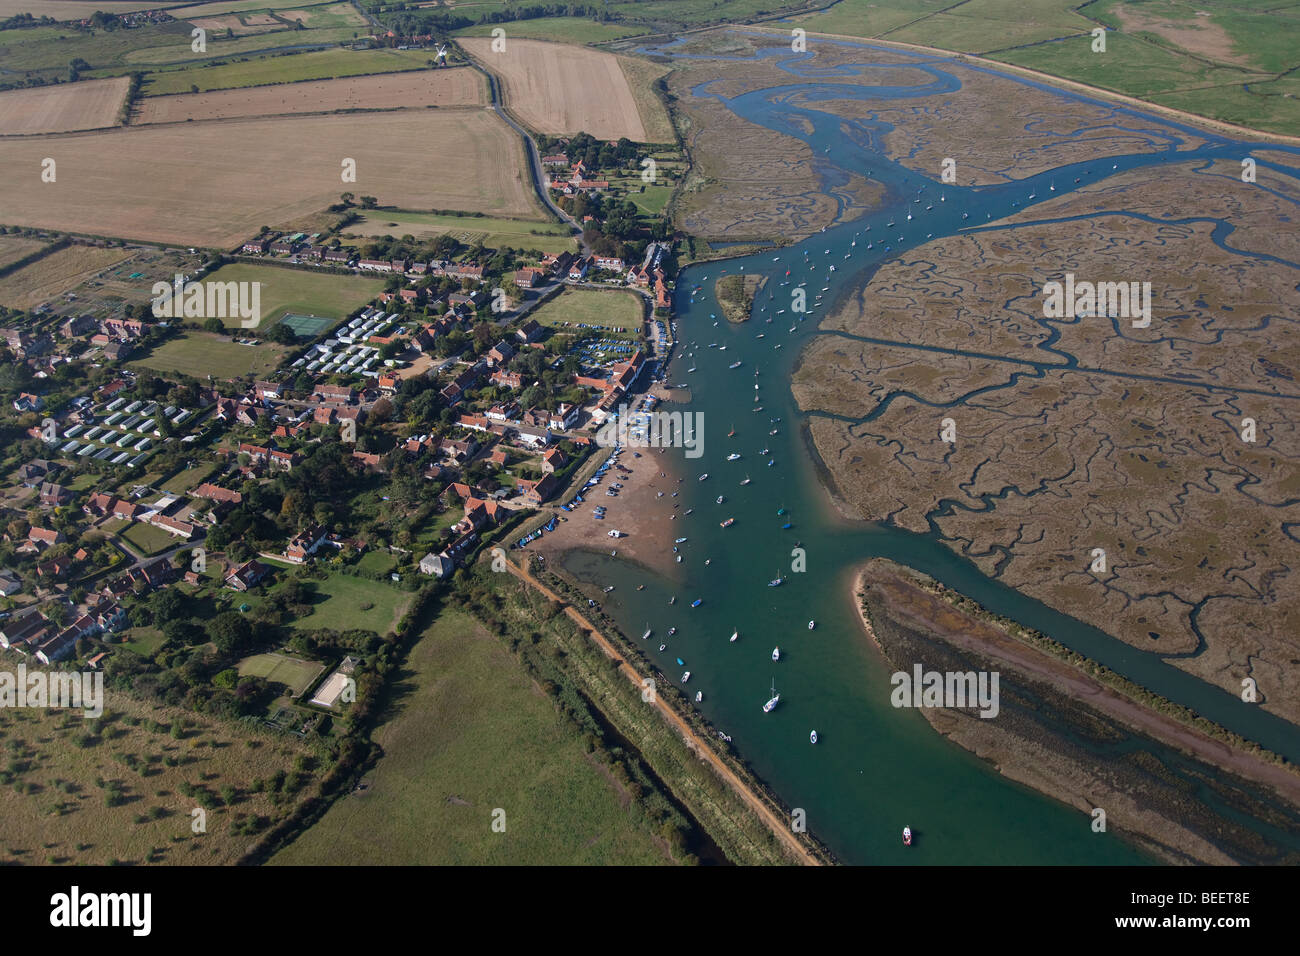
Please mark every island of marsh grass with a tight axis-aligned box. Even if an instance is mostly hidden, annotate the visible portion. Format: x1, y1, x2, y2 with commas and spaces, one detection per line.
199, 262, 385, 329
715, 273, 764, 323
0, 691, 318, 865
139, 48, 439, 96
342, 210, 577, 254
129, 331, 290, 380
271, 607, 679, 865
531, 287, 643, 337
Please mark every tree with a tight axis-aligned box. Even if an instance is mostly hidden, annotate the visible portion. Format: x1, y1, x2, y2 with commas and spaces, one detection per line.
203, 317, 225, 334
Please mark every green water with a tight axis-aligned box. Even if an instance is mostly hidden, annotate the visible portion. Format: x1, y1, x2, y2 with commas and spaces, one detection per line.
549, 35, 1300, 864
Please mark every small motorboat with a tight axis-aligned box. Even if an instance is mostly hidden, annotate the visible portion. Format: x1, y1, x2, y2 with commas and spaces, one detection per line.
726, 453, 741, 461
681, 671, 691, 683
698, 473, 709, 482
668, 627, 677, 636
659, 643, 666, 651
716, 495, 725, 504
669, 596, 676, 605
676, 657, 685, 666
721, 518, 735, 528
730, 630, 739, 643
903, 827, 913, 847
808, 620, 815, 630
695, 691, 703, 702
642, 624, 652, 640
691, 599, 703, 608
603, 585, 615, 593
772, 647, 780, 661
810, 730, 818, 745
782, 523, 792, 530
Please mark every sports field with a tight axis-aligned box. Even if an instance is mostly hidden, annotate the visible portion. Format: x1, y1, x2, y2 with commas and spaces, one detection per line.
532, 288, 643, 336
461, 38, 662, 141
279, 312, 332, 337
0, 76, 129, 134
129, 331, 290, 379
270, 608, 673, 865
136, 67, 485, 123
237, 652, 325, 697
199, 262, 384, 329
0, 109, 544, 247
141, 48, 438, 96
342, 210, 577, 253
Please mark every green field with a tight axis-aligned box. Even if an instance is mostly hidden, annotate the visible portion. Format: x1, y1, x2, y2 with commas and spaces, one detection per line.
285, 573, 414, 636
342, 210, 577, 254
116, 520, 181, 556
237, 652, 324, 697
453, 16, 648, 44
0, 692, 316, 865
170, 0, 328, 15
790, 0, 1300, 135
270, 607, 674, 865
140, 47, 437, 95
532, 288, 643, 337
199, 262, 383, 330
130, 331, 290, 379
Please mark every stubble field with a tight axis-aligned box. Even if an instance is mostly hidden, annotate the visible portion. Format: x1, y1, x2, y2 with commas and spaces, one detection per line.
0, 109, 544, 247
0, 76, 129, 135
135, 67, 486, 124
460, 38, 658, 141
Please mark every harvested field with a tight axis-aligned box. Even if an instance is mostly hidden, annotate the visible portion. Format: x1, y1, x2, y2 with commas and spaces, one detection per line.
0, 234, 47, 270
135, 68, 485, 124
461, 38, 650, 141
187, 13, 285, 37
0, 77, 129, 135
0, 244, 133, 309
0, 0, 148, 15
0, 109, 544, 247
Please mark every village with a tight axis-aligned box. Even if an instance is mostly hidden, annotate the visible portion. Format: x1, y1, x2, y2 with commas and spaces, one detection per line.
0, 196, 677, 740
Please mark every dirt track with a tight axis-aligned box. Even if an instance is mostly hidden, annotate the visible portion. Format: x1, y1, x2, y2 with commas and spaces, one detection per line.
504, 554, 820, 865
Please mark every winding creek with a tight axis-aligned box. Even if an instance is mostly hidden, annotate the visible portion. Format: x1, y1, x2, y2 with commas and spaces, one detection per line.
558, 34, 1300, 863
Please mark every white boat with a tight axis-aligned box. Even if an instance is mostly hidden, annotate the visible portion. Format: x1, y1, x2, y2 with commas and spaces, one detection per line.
808, 620, 815, 630
681, 671, 691, 683
741, 476, 752, 486
668, 627, 676, 635
669, 596, 676, 604
763, 680, 780, 713
903, 827, 913, 846
695, 691, 703, 702
726, 453, 741, 461
730, 630, 738, 643
768, 570, 783, 587
642, 624, 652, 640
659, 643, 666, 651
810, 730, 818, 744
698, 473, 709, 481
772, 646, 780, 661
716, 495, 725, 504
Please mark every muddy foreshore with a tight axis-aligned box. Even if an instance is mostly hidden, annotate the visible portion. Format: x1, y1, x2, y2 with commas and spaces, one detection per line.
853, 558, 1300, 865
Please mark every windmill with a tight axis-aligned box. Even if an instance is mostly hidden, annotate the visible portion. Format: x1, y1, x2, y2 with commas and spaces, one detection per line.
434, 43, 448, 66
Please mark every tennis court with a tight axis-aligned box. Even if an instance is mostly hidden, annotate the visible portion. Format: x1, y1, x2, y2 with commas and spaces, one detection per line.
276, 312, 333, 337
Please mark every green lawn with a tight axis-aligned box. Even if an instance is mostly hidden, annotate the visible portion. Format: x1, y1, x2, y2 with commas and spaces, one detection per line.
236, 651, 324, 697
198, 262, 383, 330
531, 288, 643, 337
121, 626, 167, 657
139, 47, 437, 96
118, 521, 180, 556
270, 607, 674, 865
342, 210, 577, 254
130, 331, 290, 380
285, 573, 414, 636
